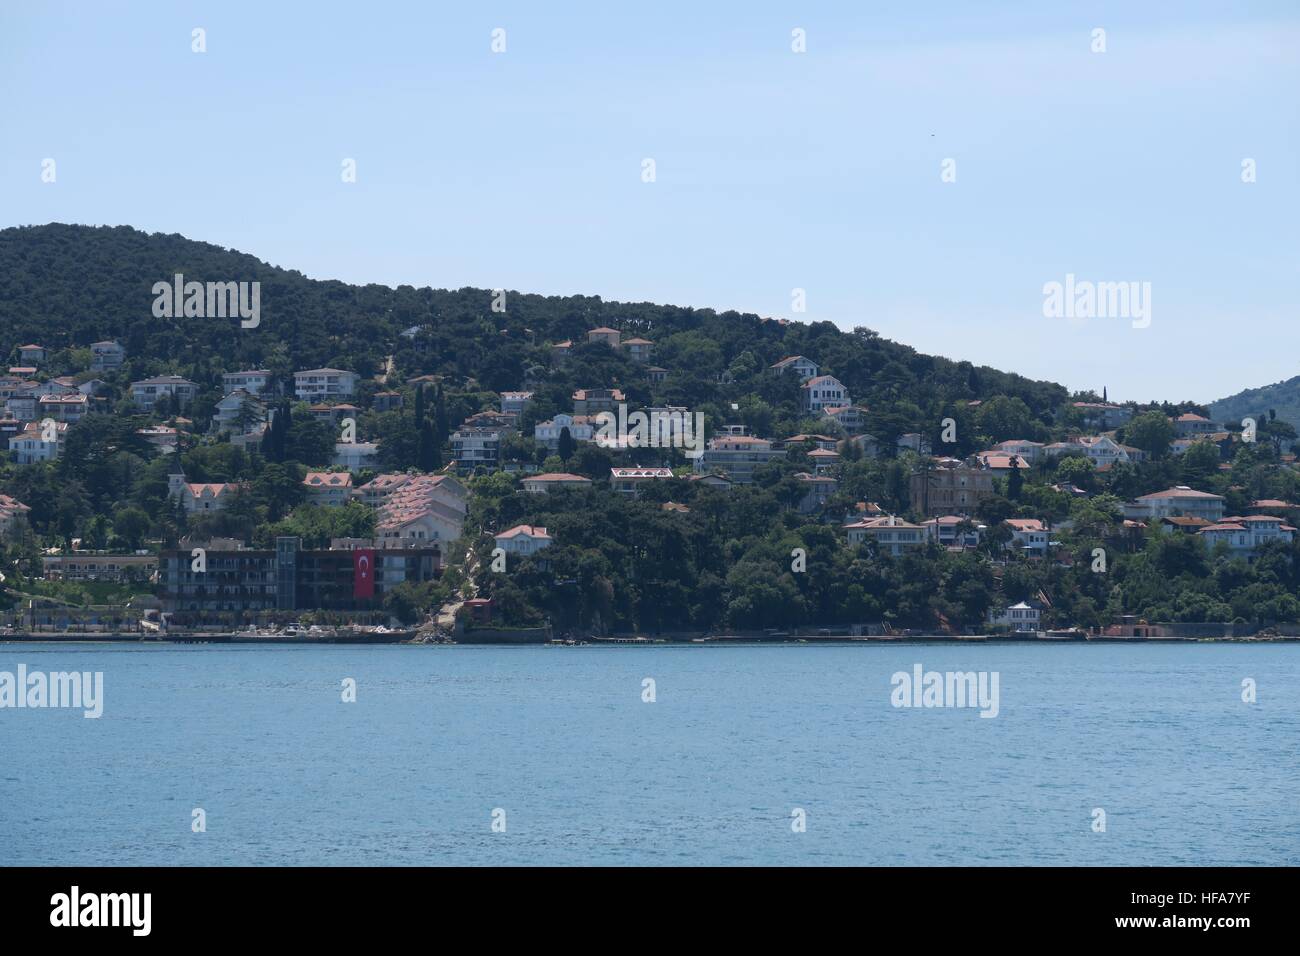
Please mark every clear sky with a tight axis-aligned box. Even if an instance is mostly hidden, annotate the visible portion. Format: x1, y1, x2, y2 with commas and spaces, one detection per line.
2, 1, 1296, 404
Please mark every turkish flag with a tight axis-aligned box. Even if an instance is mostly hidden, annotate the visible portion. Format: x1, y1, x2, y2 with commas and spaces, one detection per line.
353, 548, 375, 599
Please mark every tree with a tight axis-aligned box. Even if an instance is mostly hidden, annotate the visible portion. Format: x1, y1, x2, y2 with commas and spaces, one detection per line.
557, 426, 576, 463
1124, 411, 1176, 460
1180, 440, 1222, 484
1007, 461, 1024, 501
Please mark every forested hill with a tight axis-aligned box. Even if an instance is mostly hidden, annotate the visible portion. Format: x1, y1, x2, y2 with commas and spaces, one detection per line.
0, 223, 1070, 425
1211, 376, 1300, 436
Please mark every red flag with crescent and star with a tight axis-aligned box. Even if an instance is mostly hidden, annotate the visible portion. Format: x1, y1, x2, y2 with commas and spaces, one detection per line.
354, 548, 375, 598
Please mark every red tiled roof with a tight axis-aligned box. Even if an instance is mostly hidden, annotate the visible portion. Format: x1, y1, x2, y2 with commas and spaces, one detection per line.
496, 524, 551, 540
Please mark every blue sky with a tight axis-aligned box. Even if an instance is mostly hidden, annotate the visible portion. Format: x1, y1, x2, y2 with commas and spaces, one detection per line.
2, 1, 1296, 404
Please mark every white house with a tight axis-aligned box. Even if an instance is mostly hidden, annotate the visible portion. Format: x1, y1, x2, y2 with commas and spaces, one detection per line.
222, 369, 273, 396
494, 524, 553, 558
1005, 518, 1050, 555
801, 375, 850, 413
1173, 412, 1217, 438
168, 468, 241, 513
992, 440, 1045, 464
294, 368, 358, 400
303, 471, 353, 506
8, 421, 67, 463
535, 414, 595, 449
922, 515, 983, 549
1124, 486, 1225, 522
845, 515, 925, 555
1197, 515, 1295, 555
366, 474, 468, 545
211, 389, 266, 433
131, 375, 199, 410
1046, 435, 1145, 467
769, 355, 820, 381
16, 344, 47, 365
987, 601, 1041, 632
372, 510, 449, 545
823, 405, 867, 432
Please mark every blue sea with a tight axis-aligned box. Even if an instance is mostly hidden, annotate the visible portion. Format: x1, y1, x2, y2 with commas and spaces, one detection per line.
1, 642, 1296, 866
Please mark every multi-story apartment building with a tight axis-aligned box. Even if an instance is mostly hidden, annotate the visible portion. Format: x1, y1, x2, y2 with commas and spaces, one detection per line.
693, 435, 786, 483
303, 471, 354, 506
922, 515, 983, 549
222, 369, 273, 396
36, 393, 89, 424
158, 537, 440, 621
362, 473, 468, 545
844, 515, 926, 555
1197, 515, 1295, 555
1123, 486, 1225, 522
451, 426, 502, 467
42, 553, 157, 583
294, 368, 358, 401
131, 375, 199, 410
910, 460, 995, 516
89, 340, 126, 372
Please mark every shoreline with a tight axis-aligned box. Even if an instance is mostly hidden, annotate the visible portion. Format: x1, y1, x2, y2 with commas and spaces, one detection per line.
2, 632, 1297, 646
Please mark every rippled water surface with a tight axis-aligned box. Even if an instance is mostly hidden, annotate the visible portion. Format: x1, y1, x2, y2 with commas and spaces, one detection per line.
2, 641, 1295, 865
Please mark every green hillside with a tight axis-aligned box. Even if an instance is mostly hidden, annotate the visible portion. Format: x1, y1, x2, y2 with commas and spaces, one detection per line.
1210, 376, 1300, 434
